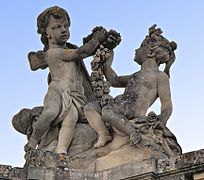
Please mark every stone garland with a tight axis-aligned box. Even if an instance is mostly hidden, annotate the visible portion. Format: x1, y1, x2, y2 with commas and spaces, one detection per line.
85, 28, 121, 105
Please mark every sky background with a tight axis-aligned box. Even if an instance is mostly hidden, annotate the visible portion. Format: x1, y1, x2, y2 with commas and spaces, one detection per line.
1, 1, 204, 167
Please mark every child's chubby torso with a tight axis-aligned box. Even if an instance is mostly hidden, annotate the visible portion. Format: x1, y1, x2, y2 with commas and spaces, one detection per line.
45, 48, 84, 94
45, 48, 81, 82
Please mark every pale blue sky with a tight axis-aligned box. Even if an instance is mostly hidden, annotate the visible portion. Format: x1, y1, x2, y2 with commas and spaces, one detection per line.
1, 1, 204, 167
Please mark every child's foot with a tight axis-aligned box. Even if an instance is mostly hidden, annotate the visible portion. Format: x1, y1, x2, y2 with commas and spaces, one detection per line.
56, 149, 68, 155
24, 138, 38, 152
24, 143, 33, 152
94, 135, 112, 149
57, 151, 69, 162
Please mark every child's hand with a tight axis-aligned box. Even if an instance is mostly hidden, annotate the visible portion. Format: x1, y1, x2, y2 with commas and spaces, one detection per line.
104, 29, 121, 49
92, 26, 108, 43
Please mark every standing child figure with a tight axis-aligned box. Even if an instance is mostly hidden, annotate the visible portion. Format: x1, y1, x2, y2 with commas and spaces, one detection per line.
25, 6, 107, 154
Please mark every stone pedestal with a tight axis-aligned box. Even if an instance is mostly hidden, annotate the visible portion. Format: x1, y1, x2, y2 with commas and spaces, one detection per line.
1, 149, 204, 179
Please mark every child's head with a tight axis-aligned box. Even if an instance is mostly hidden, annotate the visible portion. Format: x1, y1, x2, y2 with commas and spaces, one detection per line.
134, 25, 177, 77
37, 6, 70, 50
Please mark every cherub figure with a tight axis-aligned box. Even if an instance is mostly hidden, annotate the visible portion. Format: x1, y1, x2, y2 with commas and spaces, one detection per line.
24, 6, 107, 154
84, 25, 177, 150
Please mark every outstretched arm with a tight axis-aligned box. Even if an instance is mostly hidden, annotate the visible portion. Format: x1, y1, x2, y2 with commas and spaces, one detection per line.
103, 51, 130, 88
61, 28, 107, 61
57, 39, 100, 62
77, 37, 101, 59
158, 72, 173, 126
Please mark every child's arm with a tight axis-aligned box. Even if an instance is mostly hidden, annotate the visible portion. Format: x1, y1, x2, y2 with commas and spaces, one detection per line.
103, 51, 130, 87
77, 29, 107, 59
61, 28, 107, 61
157, 72, 173, 126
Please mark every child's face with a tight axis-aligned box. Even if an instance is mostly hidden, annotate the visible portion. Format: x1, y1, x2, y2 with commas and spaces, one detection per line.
134, 46, 147, 65
46, 15, 70, 46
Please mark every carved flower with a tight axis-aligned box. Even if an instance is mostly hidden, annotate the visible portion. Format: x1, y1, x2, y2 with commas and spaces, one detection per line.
91, 71, 100, 81
103, 81, 111, 93
91, 61, 100, 70
101, 94, 113, 106
95, 87, 103, 98
147, 111, 158, 123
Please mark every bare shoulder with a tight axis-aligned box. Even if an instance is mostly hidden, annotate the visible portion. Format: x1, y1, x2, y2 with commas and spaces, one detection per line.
47, 48, 77, 57
47, 48, 74, 53
46, 48, 61, 56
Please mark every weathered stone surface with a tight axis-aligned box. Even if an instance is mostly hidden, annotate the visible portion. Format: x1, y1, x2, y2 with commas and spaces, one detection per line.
2, 149, 203, 179
0, 165, 12, 179
96, 158, 157, 180
27, 167, 55, 180
158, 149, 204, 173
0, 165, 25, 180
96, 145, 166, 171
37, 122, 98, 157
68, 123, 97, 156
193, 172, 204, 180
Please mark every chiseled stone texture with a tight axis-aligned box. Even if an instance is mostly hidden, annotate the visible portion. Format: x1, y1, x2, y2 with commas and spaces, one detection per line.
1, 149, 204, 179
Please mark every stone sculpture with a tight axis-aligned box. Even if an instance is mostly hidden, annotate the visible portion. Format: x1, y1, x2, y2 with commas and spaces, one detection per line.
12, 6, 120, 156
12, 6, 181, 171
84, 24, 181, 157
13, 6, 108, 155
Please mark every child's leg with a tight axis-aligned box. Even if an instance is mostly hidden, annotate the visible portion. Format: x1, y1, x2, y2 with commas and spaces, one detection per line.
25, 90, 60, 151
102, 105, 135, 135
102, 105, 141, 146
55, 104, 78, 154
84, 102, 112, 149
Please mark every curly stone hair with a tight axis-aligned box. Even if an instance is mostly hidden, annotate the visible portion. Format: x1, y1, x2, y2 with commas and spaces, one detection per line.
37, 6, 71, 51
135, 25, 177, 77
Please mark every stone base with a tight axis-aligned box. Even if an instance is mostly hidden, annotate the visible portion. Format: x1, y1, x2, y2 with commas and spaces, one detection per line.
1, 149, 204, 179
